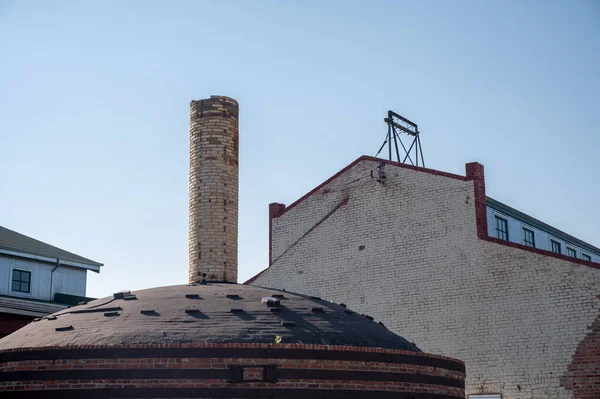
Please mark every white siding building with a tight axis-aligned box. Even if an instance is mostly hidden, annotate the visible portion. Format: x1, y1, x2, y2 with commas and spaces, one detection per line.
0, 226, 102, 337
486, 197, 600, 263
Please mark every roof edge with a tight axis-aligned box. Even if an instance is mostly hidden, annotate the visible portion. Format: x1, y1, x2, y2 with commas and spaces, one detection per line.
274, 155, 469, 218
243, 269, 266, 285
0, 248, 102, 272
486, 196, 600, 254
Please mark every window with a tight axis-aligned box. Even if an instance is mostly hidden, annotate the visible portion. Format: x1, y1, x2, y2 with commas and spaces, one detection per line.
11, 269, 31, 293
566, 247, 577, 258
495, 216, 509, 241
523, 228, 535, 248
582, 253, 591, 262
551, 240, 561, 254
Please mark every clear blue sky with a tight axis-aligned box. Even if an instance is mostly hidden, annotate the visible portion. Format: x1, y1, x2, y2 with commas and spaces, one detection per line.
1, 1, 598, 298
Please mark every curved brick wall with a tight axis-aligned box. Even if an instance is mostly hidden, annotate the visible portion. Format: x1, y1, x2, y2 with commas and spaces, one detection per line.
189, 96, 239, 283
0, 343, 464, 398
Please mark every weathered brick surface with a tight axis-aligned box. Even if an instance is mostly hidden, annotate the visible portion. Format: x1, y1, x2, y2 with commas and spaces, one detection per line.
189, 96, 239, 283
0, 344, 465, 396
252, 158, 600, 399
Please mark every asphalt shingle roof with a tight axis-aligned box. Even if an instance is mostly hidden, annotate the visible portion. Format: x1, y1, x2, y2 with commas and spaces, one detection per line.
0, 225, 103, 268
0, 284, 420, 351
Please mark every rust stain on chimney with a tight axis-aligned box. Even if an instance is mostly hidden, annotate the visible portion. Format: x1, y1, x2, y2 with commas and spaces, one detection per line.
189, 96, 239, 283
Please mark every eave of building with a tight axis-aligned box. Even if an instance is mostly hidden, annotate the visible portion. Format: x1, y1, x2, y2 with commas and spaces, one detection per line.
486, 197, 600, 255
0, 248, 102, 273
0, 225, 103, 273
0, 295, 67, 318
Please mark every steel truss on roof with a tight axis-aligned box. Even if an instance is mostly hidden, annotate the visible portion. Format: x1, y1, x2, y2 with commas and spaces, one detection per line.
376, 110, 425, 167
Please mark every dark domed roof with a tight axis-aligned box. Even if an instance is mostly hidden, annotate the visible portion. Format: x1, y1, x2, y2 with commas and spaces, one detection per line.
0, 284, 420, 351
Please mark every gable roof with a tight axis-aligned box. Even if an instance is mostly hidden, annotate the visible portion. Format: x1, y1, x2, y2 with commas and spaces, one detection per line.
276, 155, 469, 218
0, 226, 103, 272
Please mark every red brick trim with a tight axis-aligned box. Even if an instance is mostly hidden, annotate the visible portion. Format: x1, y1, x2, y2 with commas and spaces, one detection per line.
0, 344, 465, 398
0, 387, 464, 399
0, 343, 464, 364
481, 236, 600, 269
269, 203, 287, 266
275, 156, 468, 219
465, 162, 487, 239
466, 161, 600, 269
243, 269, 265, 285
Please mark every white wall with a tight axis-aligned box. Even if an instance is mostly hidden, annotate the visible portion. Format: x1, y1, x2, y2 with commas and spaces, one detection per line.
486, 207, 600, 263
0, 254, 87, 301
253, 159, 600, 399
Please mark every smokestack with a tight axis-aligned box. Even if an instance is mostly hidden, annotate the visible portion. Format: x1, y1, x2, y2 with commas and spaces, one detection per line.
189, 96, 239, 283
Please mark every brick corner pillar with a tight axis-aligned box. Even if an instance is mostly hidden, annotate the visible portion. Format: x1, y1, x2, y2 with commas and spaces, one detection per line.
189, 96, 239, 283
465, 161, 487, 239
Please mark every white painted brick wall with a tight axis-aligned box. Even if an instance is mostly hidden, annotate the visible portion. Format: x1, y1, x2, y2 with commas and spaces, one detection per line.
252, 159, 599, 399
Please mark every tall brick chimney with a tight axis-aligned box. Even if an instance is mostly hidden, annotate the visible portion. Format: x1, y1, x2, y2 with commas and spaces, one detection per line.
189, 96, 239, 283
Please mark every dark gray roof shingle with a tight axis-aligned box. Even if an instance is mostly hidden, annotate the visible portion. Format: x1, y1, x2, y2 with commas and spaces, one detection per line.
0, 284, 420, 351
0, 225, 103, 268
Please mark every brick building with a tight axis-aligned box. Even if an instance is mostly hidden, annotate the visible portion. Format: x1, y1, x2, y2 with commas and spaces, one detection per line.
0, 97, 466, 398
247, 156, 600, 399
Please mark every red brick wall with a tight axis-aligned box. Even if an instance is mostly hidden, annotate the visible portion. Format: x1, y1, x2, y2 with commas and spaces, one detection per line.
0, 313, 33, 337
0, 343, 464, 398
562, 312, 600, 399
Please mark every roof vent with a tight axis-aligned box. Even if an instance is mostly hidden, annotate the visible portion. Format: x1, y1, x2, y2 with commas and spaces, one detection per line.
261, 297, 281, 307
71, 306, 122, 314
55, 325, 74, 331
363, 314, 374, 321
226, 294, 241, 300
344, 309, 355, 315
104, 311, 120, 317
141, 310, 158, 316
46, 315, 57, 320
113, 291, 136, 300
186, 294, 201, 299
185, 308, 201, 314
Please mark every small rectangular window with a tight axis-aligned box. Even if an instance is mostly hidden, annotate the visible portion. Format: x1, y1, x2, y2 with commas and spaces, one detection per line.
551, 240, 562, 254
582, 253, 591, 262
495, 216, 509, 241
566, 247, 577, 258
11, 269, 31, 293
523, 228, 535, 248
